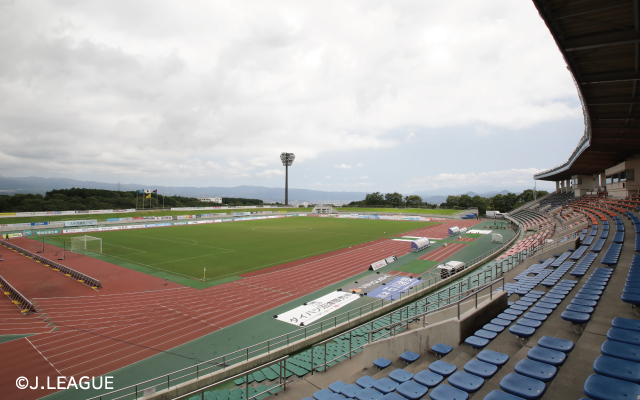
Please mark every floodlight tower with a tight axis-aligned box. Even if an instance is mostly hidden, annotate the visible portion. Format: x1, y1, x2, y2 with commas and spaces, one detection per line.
280, 152, 295, 205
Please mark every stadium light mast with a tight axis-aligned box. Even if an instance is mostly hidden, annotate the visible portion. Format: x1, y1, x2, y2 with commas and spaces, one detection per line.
280, 152, 295, 205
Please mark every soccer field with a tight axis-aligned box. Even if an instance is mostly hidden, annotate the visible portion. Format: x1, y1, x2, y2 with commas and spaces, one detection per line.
46, 217, 439, 282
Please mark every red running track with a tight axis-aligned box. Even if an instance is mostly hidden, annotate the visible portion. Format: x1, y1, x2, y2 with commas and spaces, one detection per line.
418, 243, 466, 261
400, 220, 481, 240
0, 237, 411, 399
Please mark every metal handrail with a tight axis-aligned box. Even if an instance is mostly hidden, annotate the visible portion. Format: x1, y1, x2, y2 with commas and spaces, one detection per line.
172, 356, 289, 400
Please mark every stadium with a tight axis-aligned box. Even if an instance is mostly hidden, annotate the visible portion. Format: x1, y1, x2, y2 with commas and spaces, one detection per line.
1, 1, 639, 400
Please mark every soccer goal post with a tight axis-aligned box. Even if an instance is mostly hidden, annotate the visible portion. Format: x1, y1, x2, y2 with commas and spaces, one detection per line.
70, 235, 102, 254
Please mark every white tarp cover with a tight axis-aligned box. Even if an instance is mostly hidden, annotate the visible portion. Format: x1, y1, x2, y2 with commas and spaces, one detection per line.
275, 291, 360, 326
468, 229, 493, 234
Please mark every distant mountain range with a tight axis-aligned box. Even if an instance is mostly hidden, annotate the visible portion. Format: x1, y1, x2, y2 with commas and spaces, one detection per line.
0, 175, 526, 204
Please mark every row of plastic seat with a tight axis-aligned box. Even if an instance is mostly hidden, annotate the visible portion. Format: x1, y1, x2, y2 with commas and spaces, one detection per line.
550, 252, 571, 268
583, 319, 640, 399
615, 215, 625, 232
625, 212, 640, 234
621, 255, 640, 315
590, 238, 606, 253
569, 245, 588, 260
561, 267, 612, 332
569, 253, 597, 277
601, 243, 623, 266
486, 336, 574, 400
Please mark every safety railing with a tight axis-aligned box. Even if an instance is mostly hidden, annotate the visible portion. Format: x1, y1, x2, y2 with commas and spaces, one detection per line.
88, 356, 290, 400
0, 239, 102, 288
0, 273, 37, 314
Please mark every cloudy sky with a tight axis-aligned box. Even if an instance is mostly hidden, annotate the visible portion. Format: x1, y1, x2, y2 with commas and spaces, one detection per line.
0, 0, 584, 193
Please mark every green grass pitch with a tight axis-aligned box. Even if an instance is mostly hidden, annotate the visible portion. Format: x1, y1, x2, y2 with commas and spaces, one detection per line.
45, 217, 439, 282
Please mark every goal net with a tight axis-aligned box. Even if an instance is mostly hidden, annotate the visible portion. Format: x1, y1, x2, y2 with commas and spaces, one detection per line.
71, 235, 102, 255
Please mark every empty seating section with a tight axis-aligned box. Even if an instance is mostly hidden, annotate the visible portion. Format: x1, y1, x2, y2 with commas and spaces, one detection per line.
496, 230, 553, 260
529, 193, 575, 213
509, 210, 555, 231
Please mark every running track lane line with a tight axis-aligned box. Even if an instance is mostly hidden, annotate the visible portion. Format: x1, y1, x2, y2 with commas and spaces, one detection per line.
26, 337, 62, 375
418, 243, 466, 262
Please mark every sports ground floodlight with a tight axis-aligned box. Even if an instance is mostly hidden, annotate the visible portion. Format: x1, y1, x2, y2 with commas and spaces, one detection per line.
280, 152, 295, 205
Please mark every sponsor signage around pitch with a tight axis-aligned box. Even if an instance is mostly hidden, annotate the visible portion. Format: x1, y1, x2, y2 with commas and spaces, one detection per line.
367, 277, 421, 301
342, 274, 397, 294
64, 220, 98, 227
369, 255, 396, 271
275, 291, 360, 326
369, 259, 387, 271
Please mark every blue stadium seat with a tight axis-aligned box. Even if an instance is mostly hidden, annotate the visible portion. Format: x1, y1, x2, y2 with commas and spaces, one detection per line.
514, 359, 557, 382
484, 323, 506, 333
314, 389, 335, 400
356, 376, 377, 389
583, 374, 640, 400
527, 346, 566, 366
428, 384, 469, 400
388, 369, 413, 383
355, 388, 384, 400
601, 340, 640, 363
400, 351, 420, 364
490, 318, 512, 327
412, 370, 444, 388
475, 329, 497, 340
522, 312, 547, 321
395, 381, 428, 400
373, 358, 392, 369
608, 328, 640, 345
566, 304, 594, 314
329, 381, 348, 393
509, 324, 535, 342
516, 318, 542, 328
380, 393, 403, 400
373, 378, 398, 394
537, 336, 574, 353
464, 335, 489, 350
447, 371, 484, 393
428, 360, 457, 377
342, 384, 361, 398
529, 306, 553, 315
612, 317, 640, 332
477, 350, 509, 366
571, 298, 597, 307
463, 359, 497, 379
431, 343, 453, 358
499, 373, 546, 399
484, 390, 528, 400
593, 355, 640, 383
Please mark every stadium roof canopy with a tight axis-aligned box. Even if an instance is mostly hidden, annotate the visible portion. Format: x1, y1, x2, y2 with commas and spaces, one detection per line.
533, 0, 640, 181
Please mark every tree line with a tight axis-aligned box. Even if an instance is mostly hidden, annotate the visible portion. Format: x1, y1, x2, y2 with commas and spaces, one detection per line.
0, 188, 263, 212
347, 189, 548, 215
